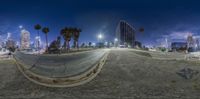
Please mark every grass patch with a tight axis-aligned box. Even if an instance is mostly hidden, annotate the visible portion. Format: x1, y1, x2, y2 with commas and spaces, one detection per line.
171, 80, 176, 83
0, 60, 15, 64
133, 51, 152, 57
192, 81, 200, 90
176, 59, 200, 66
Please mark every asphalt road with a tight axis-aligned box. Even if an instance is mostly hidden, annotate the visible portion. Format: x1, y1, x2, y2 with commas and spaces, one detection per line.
14, 49, 108, 77
1, 49, 200, 98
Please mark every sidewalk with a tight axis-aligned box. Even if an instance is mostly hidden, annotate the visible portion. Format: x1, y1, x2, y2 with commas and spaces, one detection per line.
0, 55, 13, 60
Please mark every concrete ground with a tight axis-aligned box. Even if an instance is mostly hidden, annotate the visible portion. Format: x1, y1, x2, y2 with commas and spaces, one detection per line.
1, 49, 200, 98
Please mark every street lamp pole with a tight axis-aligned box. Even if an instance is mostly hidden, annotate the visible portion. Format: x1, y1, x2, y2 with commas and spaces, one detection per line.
114, 38, 118, 48
98, 34, 103, 48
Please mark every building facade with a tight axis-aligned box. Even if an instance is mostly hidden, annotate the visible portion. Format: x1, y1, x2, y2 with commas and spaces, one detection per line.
171, 42, 187, 52
34, 36, 41, 49
116, 20, 136, 48
20, 29, 30, 49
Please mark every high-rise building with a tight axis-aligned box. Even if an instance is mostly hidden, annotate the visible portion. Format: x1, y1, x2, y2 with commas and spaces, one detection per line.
5, 32, 16, 49
6, 39, 15, 48
0, 36, 3, 48
20, 29, 30, 49
195, 38, 200, 50
187, 34, 194, 48
7, 32, 12, 40
116, 20, 136, 47
34, 36, 41, 49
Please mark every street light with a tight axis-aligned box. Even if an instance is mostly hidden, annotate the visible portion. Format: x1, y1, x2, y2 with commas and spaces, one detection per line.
105, 42, 108, 46
19, 25, 23, 29
114, 38, 118, 42
92, 43, 96, 47
114, 38, 118, 48
98, 34, 103, 40
97, 34, 104, 42
97, 34, 103, 48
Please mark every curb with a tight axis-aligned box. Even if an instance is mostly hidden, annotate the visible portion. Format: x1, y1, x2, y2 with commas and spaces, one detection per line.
22, 49, 100, 57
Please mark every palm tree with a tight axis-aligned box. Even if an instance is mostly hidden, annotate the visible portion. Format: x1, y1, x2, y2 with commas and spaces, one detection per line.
60, 28, 66, 50
56, 36, 61, 54
88, 42, 92, 47
60, 27, 73, 52
66, 27, 73, 51
34, 24, 42, 51
56, 36, 61, 49
139, 27, 144, 33
73, 28, 81, 50
42, 27, 49, 52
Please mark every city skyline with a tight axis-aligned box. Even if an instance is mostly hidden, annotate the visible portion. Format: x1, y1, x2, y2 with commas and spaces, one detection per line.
1, 1, 200, 98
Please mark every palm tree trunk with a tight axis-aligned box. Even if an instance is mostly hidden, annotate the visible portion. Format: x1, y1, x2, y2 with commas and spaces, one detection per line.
66, 41, 69, 52
63, 41, 66, 51
45, 34, 48, 52
37, 30, 40, 54
73, 40, 76, 48
76, 40, 79, 50
68, 41, 70, 52
38, 30, 40, 47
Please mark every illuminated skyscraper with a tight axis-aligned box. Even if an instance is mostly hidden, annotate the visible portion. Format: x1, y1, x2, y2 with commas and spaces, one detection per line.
0, 36, 3, 48
20, 29, 30, 49
34, 36, 41, 49
7, 32, 11, 40
116, 20, 136, 47
187, 34, 194, 48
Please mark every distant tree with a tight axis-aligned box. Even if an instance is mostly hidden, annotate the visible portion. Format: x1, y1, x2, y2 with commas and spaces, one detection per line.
8, 47, 15, 52
48, 40, 60, 54
42, 27, 49, 52
88, 42, 92, 47
48, 36, 61, 54
81, 43, 85, 48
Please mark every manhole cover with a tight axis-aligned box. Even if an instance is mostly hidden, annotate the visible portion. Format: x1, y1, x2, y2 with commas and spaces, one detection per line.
176, 68, 199, 80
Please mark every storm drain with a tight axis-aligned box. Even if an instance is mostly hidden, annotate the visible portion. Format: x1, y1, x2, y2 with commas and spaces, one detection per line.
176, 68, 199, 80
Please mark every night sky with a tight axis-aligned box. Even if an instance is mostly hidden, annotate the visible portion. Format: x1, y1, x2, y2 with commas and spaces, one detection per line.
1, 0, 200, 46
